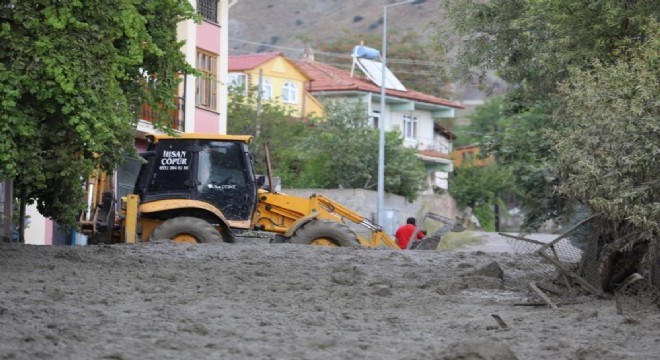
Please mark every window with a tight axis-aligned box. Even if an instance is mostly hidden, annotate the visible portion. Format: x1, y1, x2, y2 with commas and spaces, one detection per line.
403, 115, 418, 139
260, 79, 272, 100
282, 81, 297, 103
196, 51, 217, 110
228, 73, 247, 95
370, 110, 380, 129
433, 171, 449, 190
197, 0, 218, 23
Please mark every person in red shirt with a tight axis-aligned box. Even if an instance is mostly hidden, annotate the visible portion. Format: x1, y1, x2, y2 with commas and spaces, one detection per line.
395, 217, 425, 249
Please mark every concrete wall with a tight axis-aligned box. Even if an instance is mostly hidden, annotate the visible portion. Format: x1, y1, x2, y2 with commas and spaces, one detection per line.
280, 188, 456, 237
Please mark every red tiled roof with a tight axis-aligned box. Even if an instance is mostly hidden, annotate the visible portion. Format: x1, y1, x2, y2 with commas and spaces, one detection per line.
228, 52, 282, 71
293, 59, 464, 110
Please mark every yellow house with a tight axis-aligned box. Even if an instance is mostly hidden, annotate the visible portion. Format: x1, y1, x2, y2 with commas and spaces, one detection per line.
228, 52, 323, 119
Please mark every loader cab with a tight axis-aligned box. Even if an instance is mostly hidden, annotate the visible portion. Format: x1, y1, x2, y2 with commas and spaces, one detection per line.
134, 134, 258, 223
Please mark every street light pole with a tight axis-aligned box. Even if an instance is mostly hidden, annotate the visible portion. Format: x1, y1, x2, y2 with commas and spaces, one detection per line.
377, 0, 414, 227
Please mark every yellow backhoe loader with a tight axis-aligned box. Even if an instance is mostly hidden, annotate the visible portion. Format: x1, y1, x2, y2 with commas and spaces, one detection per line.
79, 133, 458, 249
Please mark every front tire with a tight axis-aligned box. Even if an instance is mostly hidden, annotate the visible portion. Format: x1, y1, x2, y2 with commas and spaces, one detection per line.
149, 217, 223, 244
289, 220, 359, 247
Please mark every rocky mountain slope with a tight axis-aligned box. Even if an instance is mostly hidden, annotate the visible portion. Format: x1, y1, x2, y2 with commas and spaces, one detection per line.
228, 0, 441, 59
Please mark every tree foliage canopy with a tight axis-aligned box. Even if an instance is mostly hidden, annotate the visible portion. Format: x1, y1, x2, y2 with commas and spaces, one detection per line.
554, 21, 660, 241
449, 164, 512, 231
226, 93, 427, 201
453, 97, 509, 148
438, 1, 659, 286
450, 97, 516, 229
303, 100, 427, 201
297, 100, 378, 190
437, 0, 657, 107
0, 0, 197, 229
225, 87, 308, 179
437, 0, 659, 228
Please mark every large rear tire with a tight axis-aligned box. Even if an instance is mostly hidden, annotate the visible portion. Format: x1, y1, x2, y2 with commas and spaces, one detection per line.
149, 217, 223, 244
289, 220, 359, 247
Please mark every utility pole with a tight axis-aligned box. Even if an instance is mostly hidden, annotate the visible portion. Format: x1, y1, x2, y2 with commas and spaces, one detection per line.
377, 0, 414, 226
256, 69, 263, 137
2, 181, 12, 242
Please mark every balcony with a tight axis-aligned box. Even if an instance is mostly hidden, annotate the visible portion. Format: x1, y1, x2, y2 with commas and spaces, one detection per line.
140, 96, 185, 132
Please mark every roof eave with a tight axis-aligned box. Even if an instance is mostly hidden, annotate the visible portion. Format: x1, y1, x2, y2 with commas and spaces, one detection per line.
309, 89, 462, 113
418, 154, 452, 163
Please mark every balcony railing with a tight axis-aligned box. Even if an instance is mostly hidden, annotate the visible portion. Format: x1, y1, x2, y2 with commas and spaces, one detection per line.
422, 143, 451, 154
140, 96, 185, 132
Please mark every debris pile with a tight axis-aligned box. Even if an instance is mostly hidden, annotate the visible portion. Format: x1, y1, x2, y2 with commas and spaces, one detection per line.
502, 217, 660, 315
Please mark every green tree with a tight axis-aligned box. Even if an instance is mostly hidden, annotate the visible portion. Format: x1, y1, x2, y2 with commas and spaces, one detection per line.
436, 0, 659, 228
225, 86, 309, 180
453, 97, 508, 147
382, 131, 428, 202
298, 100, 377, 190
449, 164, 511, 231
451, 97, 522, 230
300, 100, 427, 201
552, 21, 659, 286
437, 1, 659, 287
229, 95, 427, 201
0, 0, 197, 240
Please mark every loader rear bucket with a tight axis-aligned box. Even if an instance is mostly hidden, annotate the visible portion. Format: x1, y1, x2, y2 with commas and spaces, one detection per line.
410, 234, 443, 250
407, 212, 465, 250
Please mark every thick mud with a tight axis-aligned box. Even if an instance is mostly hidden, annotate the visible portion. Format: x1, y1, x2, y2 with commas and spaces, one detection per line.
1, 238, 659, 359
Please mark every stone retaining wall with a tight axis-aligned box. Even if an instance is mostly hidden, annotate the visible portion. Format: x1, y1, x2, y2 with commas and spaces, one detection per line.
280, 188, 457, 236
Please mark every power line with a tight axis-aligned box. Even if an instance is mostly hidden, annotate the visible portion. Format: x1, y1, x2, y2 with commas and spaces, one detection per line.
229, 38, 309, 54
229, 38, 349, 59
225, 52, 448, 88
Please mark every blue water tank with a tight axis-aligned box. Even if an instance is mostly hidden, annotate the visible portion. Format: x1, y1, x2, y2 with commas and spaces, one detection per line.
352, 45, 380, 60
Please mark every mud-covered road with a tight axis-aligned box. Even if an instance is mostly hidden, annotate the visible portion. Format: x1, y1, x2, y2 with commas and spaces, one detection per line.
1, 236, 659, 359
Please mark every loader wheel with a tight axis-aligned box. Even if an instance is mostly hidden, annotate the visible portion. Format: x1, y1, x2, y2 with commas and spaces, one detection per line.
289, 220, 360, 247
149, 217, 223, 244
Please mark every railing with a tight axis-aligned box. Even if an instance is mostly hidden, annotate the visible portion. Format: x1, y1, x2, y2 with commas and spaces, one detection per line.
140, 96, 185, 132
197, 0, 218, 23
421, 143, 451, 154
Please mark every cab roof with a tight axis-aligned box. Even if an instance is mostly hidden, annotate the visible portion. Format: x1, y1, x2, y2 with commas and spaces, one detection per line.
147, 133, 253, 144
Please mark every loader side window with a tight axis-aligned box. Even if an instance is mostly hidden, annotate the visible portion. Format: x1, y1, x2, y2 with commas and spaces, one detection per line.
118, 155, 143, 208
196, 140, 255, 220
135, 152, 154, 197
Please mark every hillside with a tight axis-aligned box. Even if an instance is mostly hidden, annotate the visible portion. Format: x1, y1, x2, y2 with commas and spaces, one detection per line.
228, 0, 442, 59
